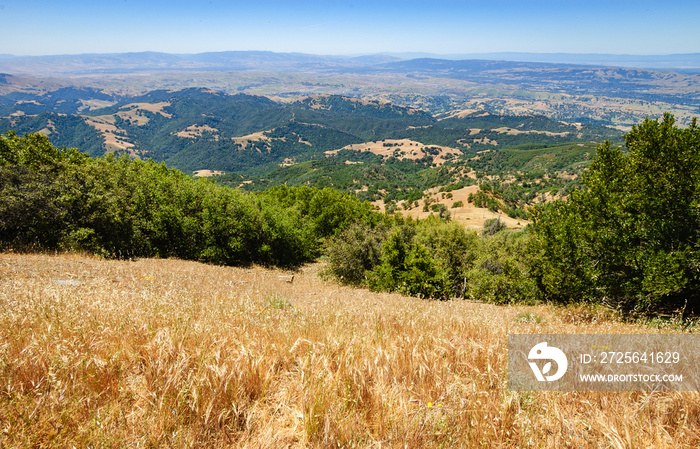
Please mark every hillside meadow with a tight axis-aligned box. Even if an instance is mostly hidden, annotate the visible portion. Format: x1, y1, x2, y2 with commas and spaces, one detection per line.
1, 253, 698, 447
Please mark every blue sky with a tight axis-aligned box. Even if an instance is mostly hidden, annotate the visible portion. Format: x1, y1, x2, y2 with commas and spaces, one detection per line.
2, 0, 699, 56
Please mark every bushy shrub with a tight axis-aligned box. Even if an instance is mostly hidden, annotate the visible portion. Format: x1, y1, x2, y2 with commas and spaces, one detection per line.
414, 218, 479, 298
264, 184, 374, 239
360, 219, 483, 300
0, 132, 362, 267
465, 232, 538, 304
326, 212, 539, 303
482, 217, 506, 236
324, 222, 388, 285
398, 243, 450, 299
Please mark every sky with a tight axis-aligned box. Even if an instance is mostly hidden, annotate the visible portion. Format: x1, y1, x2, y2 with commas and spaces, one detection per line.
2, 0, 699, 57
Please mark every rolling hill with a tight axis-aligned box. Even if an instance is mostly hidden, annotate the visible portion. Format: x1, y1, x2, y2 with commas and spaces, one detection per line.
0, 87, 623, 222
0, 86, 620, 178
1, 51, 699, 129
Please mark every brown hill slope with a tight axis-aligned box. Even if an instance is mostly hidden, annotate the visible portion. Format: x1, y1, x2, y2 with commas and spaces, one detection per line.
0, 253, 696, 447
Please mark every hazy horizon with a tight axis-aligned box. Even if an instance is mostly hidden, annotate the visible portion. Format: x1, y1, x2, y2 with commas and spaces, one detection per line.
2, 1, 699, 57
2, 50, 700, 59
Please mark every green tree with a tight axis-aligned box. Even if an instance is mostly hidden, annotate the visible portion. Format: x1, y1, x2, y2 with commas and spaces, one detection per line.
531, 114, 700, 312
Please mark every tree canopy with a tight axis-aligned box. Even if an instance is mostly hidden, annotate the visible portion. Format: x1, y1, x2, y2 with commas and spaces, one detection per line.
531, 113, 700, 312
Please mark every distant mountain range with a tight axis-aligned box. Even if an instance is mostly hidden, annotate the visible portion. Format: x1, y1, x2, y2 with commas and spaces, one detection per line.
1, 50, 698, 130
384, 52, 700, 71
2, 51, 700, 75
0, 51, 400, 75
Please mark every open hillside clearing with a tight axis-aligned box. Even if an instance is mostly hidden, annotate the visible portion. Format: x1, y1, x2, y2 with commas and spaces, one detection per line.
0, 253, 698, 447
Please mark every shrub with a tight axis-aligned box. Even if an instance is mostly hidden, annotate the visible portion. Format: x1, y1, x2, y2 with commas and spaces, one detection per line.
466, 232, 538, 304
531, 114, 700, 312
482, 217, 506, 236
324, 222, 388, 285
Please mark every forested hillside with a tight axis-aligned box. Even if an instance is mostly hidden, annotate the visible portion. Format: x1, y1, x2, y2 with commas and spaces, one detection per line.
2, 118, 698, 315
0, 87, 622, 218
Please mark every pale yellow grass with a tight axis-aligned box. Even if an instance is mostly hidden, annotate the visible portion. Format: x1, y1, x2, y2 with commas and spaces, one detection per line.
0, 253, 697, 447
231, 131, 273, 151
176, 124, 220, 139
78, 99, 117, 111
193, 169, 225, 177
493, 126, 570, 137
327, 139, 461, 166
82, 103, 172, 152
380, 185, 528, 229
83, 115, 137, 154
119, 102, 173, 118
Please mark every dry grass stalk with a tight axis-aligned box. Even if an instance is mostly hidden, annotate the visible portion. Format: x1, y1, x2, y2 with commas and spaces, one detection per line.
0, 253, 697, 447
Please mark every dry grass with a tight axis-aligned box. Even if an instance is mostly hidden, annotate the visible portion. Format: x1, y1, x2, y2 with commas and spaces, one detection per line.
390, 185, 528, 229
0, 253, 698, 447
83, 115, 137, 154
176, 125, 220, 139
327, 139, 462, 166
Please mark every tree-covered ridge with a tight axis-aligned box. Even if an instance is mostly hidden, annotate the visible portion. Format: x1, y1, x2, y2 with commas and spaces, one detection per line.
0, 88, 622, 175
0, 88, 623, 219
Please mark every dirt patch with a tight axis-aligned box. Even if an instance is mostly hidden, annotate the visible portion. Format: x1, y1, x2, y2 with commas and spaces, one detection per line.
232, 131, 271, 148
83, 115, 137, 154
176, 124, 219, 139
437, 109, 480, 120
120, 102, 172, 117
493, 126, 570, 137
326, 139, 461, 165
111, 102, 173, 126
379, 185, 529, 229
472, 137, 498, 146
192, 169, 225, 177
78, 99, 116, 111
38, 119, 57, 136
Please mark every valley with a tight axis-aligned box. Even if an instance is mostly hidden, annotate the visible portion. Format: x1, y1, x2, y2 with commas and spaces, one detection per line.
0, 81, 622, 221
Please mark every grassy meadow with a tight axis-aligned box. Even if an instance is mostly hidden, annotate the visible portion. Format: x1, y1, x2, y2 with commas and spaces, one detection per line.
0, 253, 698, 447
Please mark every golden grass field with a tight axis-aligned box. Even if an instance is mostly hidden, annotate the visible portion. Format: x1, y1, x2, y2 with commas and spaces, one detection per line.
0, 253, 698, 447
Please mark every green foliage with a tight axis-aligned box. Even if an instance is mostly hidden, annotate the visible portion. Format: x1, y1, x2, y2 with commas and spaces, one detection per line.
365, 224, 454, 300
468, 191, 501, 212
262, 184, 375, 238
0, 132, 376, 267
398, 243, 450, 300
0, 114, 105, 157
482, 217, 507, 236
0, 130, 89, 168
368, 227, 414, 293
324, 205, 539, 303
465, 231, 538, 304
531, 114, 700, 312
324, 222, 388, 285
414, 219, 479, 298
267, 294, 293, 310
326, 216, 485, 300
429, 203, 451, 220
